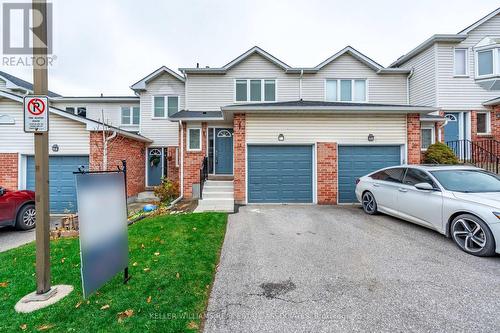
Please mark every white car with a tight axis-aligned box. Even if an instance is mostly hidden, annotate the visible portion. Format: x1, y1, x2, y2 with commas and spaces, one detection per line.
355, 165, 500, 257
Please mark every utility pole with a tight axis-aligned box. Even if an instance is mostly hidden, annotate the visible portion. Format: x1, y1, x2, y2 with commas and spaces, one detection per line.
33, 0, 51, 295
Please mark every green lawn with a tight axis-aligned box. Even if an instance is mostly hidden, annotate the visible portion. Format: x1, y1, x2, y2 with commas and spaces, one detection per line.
0, 213, 227, 332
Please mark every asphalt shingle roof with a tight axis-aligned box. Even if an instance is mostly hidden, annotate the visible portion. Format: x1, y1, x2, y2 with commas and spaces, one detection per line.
168, 110, 223, 119
0, 70, 61, 97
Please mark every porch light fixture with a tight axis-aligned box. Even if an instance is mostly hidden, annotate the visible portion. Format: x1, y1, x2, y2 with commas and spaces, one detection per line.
51, 144, 59, 152
278, 134, 285, 142
368, 134, 375, 142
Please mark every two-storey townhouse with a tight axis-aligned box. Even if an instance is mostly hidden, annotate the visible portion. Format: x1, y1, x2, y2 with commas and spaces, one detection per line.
391, 7, 500, 156
131, 46, 437, 211
0, 71, 152, 213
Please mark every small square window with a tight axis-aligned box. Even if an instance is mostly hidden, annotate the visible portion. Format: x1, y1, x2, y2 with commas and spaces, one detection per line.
421, 128, 434, 149
476, 112, 490, 134
188, 128, 201, 151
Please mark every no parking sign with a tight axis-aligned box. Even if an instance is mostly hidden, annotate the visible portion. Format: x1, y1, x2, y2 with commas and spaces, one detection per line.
24, 96, 49, 133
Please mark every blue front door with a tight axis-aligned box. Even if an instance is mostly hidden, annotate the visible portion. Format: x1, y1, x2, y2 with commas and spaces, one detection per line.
215, 129, 233, 174
444, 113, 460, 143
147, 148, 164, 186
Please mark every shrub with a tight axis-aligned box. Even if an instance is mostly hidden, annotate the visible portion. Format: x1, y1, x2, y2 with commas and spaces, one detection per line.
153, 178, 179, 204
423, 142, 459, 164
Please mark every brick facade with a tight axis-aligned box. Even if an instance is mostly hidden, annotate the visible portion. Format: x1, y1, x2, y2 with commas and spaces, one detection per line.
317, 143, 337, 204
166, 146, 180, 184
233, 114, 246, 204
0, 153, 18, 189
407, 113, 421, 164
182, 123, 207, 199
89, 132, 146, 197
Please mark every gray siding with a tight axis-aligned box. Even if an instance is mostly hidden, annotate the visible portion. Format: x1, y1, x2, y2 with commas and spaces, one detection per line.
399, 45, 436, 106
436, 14, 500, 109
139, 72, 185, 146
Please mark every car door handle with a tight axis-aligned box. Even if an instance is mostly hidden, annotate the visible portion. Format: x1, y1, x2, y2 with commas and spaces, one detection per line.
398, 188, 408, 193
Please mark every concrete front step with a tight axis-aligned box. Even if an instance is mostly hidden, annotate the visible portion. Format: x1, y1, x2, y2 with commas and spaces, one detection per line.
205, 180, 234, 187
203, 186, 233, 193
195, 198, 234, 213
202, 191, 234, 199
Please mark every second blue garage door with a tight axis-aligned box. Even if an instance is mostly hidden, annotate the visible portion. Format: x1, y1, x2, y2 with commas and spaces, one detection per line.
338, 145, 401, 203
248, 145, 313, 203
27, 155, 89, 213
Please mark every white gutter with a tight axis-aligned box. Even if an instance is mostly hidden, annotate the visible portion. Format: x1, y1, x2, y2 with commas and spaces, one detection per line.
179, 120, 184, 199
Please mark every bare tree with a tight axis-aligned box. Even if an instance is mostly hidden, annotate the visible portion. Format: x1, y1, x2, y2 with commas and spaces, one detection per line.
92, 109, 126, 171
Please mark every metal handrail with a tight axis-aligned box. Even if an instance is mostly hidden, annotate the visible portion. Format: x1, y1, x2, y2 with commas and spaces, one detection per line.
475, 138, 500, 157
199, 157, 208, 199
446, 139, 500, 174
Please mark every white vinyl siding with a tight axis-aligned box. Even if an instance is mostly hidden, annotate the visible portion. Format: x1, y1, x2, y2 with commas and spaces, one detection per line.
246, 113, 406, 145
139, 72, 185, 146
0, 100, 89, 155
302, 53, 407, 104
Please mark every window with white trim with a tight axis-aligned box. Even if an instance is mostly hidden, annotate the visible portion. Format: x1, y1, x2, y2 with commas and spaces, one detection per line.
476, 111, 491, 135
454, 48, 467, 76
153, 96, 179, 118
187, 128, 202, 151
421, 126, 435, 150
65, 106, 87, 118
235, 79, 276, 102
121, 106, 140, 125
325, 79, 367, 102
477, 49, 494, 76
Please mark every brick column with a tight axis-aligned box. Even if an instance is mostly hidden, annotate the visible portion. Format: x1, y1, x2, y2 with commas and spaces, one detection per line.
182, 122, 207, 199
233, 114, 246, 204
166, 146, 180, 184
89, 132, 146, 197
407, 113, 421, 164
317, 143, 337, 205
0, 153, 18, 189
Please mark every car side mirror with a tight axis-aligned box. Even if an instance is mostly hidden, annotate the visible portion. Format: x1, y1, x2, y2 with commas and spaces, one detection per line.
414, 182, 434, 191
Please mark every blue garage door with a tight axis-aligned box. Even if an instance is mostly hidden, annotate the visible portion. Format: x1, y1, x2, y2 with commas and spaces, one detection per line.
27, 155, 89, 213
248, 145, 313, 203
338, 146, 401, 203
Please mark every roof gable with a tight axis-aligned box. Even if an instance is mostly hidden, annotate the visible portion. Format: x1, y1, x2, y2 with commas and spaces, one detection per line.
315, 46, 383, 71
459, 7, 500, 34
130, 66, 185, 91
222, 46, 290, 71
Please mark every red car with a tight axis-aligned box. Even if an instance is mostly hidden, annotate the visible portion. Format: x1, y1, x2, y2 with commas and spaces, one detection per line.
0, 186, 36, 230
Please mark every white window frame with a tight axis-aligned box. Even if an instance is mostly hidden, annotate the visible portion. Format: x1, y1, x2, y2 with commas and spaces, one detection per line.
453, 48, 468, 77
152, 95, 179, 119
476, 111, 491, 135
234, 79, 276, 102
187, 127, 202, 152
65, 106, 87, 117
325, 79, 368, 102
420, 125, 435, 151
121, 106, 140, 125
475, 47, 499, 79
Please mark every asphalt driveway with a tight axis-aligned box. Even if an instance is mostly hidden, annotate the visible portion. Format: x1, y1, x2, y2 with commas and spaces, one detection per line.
204, 205, 500, 332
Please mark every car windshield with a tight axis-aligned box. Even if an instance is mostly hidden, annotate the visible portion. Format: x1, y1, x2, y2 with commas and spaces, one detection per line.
430, 170, 500, 192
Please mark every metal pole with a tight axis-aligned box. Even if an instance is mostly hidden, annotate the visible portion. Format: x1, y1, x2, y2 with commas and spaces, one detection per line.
33, 0, 51, 294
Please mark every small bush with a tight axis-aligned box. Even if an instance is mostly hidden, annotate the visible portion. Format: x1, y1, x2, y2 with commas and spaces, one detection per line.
423, 142, 459, 164
153, 178, 179, 204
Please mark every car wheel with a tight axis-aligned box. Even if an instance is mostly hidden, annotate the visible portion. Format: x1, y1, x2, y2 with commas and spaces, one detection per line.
451, 214, 495, 257
16, 204, 36, 230
362, 191, 378, 215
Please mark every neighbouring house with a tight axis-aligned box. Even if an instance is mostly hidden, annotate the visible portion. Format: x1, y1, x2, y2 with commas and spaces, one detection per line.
1, 7, 499, 213
390, 7, 500, 157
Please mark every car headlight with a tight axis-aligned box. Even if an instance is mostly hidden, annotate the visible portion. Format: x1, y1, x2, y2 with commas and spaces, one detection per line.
492, 212, 500, 219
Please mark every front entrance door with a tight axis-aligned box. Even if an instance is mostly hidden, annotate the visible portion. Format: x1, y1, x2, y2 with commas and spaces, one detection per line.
215, 129, 233, 174
444, 113, 460, 143
147, 148, 167, 186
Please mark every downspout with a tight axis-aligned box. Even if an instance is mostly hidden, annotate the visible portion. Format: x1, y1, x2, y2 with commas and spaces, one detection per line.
437, 118, 448, 142
299, 69, 304, 100
166, 120, 184, 208
103, 130, 117, 170
406, 68, 414, 105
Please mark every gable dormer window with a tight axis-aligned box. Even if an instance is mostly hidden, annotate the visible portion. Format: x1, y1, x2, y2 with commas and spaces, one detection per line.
473, 37, 500, 90
235, 79, 276, 102
325, 79, 367, 102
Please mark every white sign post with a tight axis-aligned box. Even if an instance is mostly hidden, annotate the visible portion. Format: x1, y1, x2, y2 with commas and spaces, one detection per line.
24, 96, 49, 133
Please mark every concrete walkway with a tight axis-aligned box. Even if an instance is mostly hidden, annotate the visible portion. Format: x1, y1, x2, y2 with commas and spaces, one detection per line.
204, 205, 500, 332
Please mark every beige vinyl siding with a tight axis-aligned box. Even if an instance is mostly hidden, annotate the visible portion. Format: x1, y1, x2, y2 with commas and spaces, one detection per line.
436, 14, 500, 109
0, 79, 6, 89
0, 99, 89, 155
140, 72, 185, 146
246, 113, 406, 145
301, 54, 408, 104
52, 101, 140, 131
399, 45, 436, 107
186, 53, 300, 111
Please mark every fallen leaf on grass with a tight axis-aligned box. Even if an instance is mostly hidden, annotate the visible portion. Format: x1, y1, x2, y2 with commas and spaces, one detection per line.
187, 321, 199, 330
37, 324, 55, 331
146, 296, 151, 303
192, 227, 197, 231
143, 268, 150, 272
132, 262, 138, 267
20, 324, 27, 330
141, 244, 145, 249
100, 304, 110, 310
75, 302, 82, 309
0, 282, 8, 288
117, 309, 134, 323
61, 257, 66, 263
176, 272, 180, 279
154, 252, 160, 256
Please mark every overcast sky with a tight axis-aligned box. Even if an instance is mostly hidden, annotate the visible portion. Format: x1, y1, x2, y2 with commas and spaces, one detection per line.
2, 0, 499, 96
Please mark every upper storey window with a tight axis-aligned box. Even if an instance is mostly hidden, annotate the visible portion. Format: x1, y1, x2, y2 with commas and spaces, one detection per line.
325, 79, 367, 102
473, 37, 500, 90
154, 96, 179, 118
454, 48, 468, 76
477, 49, 494, 76
235, 79, 276, 102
